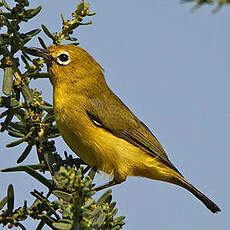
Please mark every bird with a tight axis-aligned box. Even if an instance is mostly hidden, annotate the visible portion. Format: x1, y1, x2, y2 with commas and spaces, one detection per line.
28, 44, 221, 213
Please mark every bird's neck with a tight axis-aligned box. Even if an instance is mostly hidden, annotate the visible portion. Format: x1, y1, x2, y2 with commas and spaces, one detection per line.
53, 74, 108, 113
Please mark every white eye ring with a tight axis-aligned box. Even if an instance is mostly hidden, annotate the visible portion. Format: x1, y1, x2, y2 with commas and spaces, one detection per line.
56, 51, 70, 65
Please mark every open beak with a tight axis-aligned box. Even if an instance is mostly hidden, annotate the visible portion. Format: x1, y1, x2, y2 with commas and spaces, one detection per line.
25, 47, 55, 63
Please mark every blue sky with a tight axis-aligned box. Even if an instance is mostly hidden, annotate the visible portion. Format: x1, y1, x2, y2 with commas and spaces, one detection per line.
0, 1, 229, 229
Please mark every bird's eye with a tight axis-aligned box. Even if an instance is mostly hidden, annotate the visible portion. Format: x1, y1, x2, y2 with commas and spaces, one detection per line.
56, 52, 70, 65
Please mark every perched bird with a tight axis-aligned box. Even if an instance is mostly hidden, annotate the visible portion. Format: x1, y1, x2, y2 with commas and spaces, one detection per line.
29, 44, 220, 213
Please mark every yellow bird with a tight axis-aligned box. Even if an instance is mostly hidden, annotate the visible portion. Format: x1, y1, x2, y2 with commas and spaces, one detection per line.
29, 44, 220, 213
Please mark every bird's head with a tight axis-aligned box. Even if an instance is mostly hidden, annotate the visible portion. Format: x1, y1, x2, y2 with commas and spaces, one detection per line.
28, 44, 104, 86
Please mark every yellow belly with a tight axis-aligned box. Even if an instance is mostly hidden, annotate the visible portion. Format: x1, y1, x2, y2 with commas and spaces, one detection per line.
55, 108, 181, 184
53, 85, 181, 183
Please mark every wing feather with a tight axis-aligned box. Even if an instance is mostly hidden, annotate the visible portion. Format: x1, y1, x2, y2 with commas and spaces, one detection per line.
86, 89, 182, 175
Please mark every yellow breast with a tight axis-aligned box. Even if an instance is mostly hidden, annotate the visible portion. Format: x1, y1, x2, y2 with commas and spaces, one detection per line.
53, 85, 181, 183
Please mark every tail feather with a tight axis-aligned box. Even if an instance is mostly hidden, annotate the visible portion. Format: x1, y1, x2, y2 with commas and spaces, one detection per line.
176, 177, 221, 213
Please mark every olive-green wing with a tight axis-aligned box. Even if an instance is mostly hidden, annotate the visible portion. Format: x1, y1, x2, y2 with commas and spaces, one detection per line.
86, 89, 181, 175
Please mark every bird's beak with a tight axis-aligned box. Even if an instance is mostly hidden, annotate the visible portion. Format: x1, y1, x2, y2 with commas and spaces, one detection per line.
25, 47, 55, 63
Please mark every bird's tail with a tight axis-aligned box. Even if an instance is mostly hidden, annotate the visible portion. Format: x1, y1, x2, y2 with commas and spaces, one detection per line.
174, 177, 221, 213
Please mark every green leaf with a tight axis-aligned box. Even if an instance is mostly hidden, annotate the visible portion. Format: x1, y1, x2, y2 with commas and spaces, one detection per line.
8, 129, 25, 138
52, 190, 72, 200
39, 214, 55, 227
114, 216, 125, 223
0, 196, 7, 210
1, 166, 53, 189
84, 206, 101, 218
14, 110, 27, 122
6, 127, 34, 148
9, 121, 26, 133
53, 222, 72, 230
109, 201, 116, 211
38, 37, 47, 49
29, 72, 50, 79
68, 21, 80, 31
96, 189, 112, 205
25, 29, 41, 38
1, 163, 46, 172
93, 212, 106, 228
31, 191, 59, 219
1, 111, 14, 132
7, 184, 14, 213
81, 198, 94, 209
22, 166, 53, 189
21, 37, 33, 46
21, 51, 33, 62
25, 6, 42, 19
41, 24, 56, 42
17, 142, 33, 163
28, 198, 42, 211
21, 84, 33, 103
110, 207, 118, 218
55, 219, 73, 224
21, 54, 30, 66
2, 67, 13, 96
6, 137, 27, 147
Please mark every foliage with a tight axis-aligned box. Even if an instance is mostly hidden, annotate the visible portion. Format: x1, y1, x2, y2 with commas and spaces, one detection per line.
0, 0, 125, 229
182, 0, 230, 11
